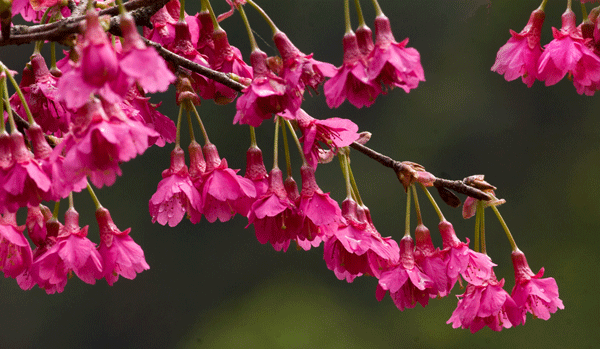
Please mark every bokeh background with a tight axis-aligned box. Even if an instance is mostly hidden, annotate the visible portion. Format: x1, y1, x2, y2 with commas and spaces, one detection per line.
0, 0, 596, 348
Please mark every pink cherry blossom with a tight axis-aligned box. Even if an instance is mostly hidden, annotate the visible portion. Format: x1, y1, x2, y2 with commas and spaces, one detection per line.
96, 207, 149, 286
121, 88, 177, 147
376, 235, 435, 311
233, 145, 269, 218
10, 53, 70, 136
143, 0, 200, 47
538, 8, 600, 93
438, 220, 496, 288
324, 198, 399, 282
295, 109, 360, 169
210, 28, 253, 104
26, 205, 52, 247
324, 32, 382, 108
0, 211, 33, 279
234, 49, 293, 127
511, 250, 564, 322
447, 275, 523, 333
149, 146, 203, 227
368, 15, 425, 93
194, 144, 256, 223
492, 8, 545, 87
247, 167, 302, 252
414, 224, 450, 298
119, 14, 176, 94
57, 11, 129, 110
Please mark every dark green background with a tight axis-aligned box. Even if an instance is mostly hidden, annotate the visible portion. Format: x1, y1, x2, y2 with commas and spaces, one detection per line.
0, 0, 594, 348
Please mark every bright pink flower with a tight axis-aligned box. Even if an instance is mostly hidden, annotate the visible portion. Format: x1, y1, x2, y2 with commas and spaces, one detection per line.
324, 31, 382, 108
247, 167, 302, 252
492, 9, 545, 87
96, 207, 149, 286
368, 15, 425, 93
194, 144, 256, 223
210, 28, 253, 104
232, 145, 269, 218
234, 49, 293, 127
149, 146, 203, 227
511, 250, 564, 321
29, 208, 103, 293
295, 109, 360, 169
26, 205, 52, 247
1, 131, 53, 212
57, 11, 129, 110
324, 198, 399, 282
57, 99, 159, 188
273, 31, 336, 95
166, 20, 214, 100
196, 11, 215, 60
143, 0, 200, 47
538, 8, 600, 92
119, 14, 176, 94
356, 24, 375, 57
438, 220, 495, 288
0, 211, 33, 279
296, 165, 341, 249
10, 54, 70, 136
447, 275, 523, 333
376, 235, 434, 311
121, 88, 177, 147
414, 224, 450, 298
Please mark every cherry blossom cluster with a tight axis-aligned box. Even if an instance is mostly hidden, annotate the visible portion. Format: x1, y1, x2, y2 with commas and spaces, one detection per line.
492, 0, 600, 95
0, 0, 563, 333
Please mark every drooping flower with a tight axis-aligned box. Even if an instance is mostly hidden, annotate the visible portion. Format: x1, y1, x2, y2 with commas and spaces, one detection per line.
0, 211, 33, 279
324, 31, 382, 108
511, 249, 564, 322
119, 14, 176, 94
295, 109, 360, 169
324, 198, 399, 282
368, 15, 425, 93
438, 220, 495, 288
194, 143, 256, 223
96, 207, 149, 286
234, 49, 293, 127
10, 53, 70, 136
232, 145, 269, 218
143, 0, 200, 47
56, 10, 129, 110
491, 8, 545, 87
247, 167, 302, 252
28, 208, 104, 293
537, 8, 600, 94
210, 27, 253, 104
447, 275, 523, 333
149, 145, 203, 227
376, 235, 435, 311
414, 223, 450, 298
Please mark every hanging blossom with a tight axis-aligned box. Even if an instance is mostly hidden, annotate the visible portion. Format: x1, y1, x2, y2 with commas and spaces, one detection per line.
376, 235, 435, 311
447, 273, 524, 333
413, 223, 450, 298
0, 211, 33, 279
324, 198, 399, 282
511, 249, 564, 322
537, 8, 600, 95
492, 8, 545, 87
149, 145, 203, 227
232, 145, 269, 218
143, 0, 200, 48
97, 207, 149, 286
368, 15, 425, 93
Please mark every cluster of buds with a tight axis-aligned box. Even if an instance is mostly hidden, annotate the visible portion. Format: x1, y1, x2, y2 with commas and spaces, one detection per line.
492, 0, 600, 95
0, 0, 563, 334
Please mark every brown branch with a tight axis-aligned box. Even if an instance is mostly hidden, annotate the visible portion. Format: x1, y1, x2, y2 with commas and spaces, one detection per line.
349, 141, 493, 203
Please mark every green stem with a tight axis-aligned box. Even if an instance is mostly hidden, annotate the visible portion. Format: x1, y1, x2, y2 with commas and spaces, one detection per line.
338, 153, 353, 199
1, 76, 17, 132
50, 42, 58, 70
187, 110, 195, 142
246, 0, 280, 35
86, 182, 102, 210
2, 64, 34, 125
419, 183, 446, 222
479, 201, 486, 254
284, 119, 308, 166
237, 2, 259, 51
347, 161, 363, 205
370, 0, 384, 17
52, 200, 60, 220
189, 102, 210, 144
272, 116, 280, 170
281, 119, 293, 177
353, 0, 366, 27
491, 205, 518, 252
114, 0, 127, 14
249, 126, 257, 147
179, 0, 186, 21
175, 104, 183, 147
344, 0, 352, 33
581, 1, 588, 20
404, 185, 411, 237
411, 184, 423, 225
0, 78, 4, 133
68, 192, 74, 209
474, 200, 481, 253
539, 0, 548, 11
